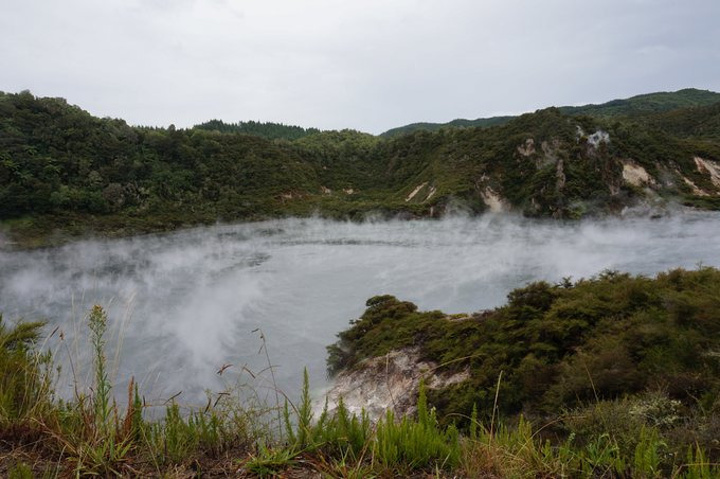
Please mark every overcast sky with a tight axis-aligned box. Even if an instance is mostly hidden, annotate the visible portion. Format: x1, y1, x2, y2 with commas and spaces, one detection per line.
2, 0, 719, 134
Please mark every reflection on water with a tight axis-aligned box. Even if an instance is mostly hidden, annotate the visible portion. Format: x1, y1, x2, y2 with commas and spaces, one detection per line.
1, 211, 720, 406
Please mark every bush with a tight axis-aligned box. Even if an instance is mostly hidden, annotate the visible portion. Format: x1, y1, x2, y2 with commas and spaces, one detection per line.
0, 316, 52, 426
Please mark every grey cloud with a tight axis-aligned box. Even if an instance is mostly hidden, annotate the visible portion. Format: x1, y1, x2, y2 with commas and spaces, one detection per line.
1, 0, 719, 132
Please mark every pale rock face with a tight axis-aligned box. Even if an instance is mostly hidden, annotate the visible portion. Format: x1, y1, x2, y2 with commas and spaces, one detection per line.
556, 159, 566, 190
684, 177, 709, 196
539, 139, 560, 168
279, 191, 302, 201
405, 182, 428, 202
694, 157, 720, 189
480, 186, 508, 213
622, 160, 656, 187
321, 348, 468, 422
517, 138, 535, 157
405, 182, 437, 203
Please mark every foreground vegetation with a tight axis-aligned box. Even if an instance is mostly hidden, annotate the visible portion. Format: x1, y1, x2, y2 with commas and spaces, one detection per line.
3, 89, 720, 248
2, 267, 719, 477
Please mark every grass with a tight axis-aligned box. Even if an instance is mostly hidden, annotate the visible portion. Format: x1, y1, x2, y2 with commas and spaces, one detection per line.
2, 287, 720, 476
0, 316, 53, 426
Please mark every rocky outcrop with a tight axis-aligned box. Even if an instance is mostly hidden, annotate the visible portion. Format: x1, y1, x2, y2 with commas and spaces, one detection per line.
322, 347, 469, 421
517, 138, 535, 157
694, 157, 720, 189
480, 186, 508, 213
684, 176, 709, 196
622, 160, 657, 187
405, 183, 428, 202
405, 182, 437, 204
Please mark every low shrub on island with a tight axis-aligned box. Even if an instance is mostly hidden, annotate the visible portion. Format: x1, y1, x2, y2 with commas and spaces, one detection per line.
327, 267, 720, 470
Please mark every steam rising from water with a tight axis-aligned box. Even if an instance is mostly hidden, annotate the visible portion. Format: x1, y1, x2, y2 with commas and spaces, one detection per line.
1, 212, 719, 407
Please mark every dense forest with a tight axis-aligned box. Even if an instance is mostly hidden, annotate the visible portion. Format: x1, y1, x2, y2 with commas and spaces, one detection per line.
380, 88, 720, 137
193, 119, 321, 140
2, 88, 720, 247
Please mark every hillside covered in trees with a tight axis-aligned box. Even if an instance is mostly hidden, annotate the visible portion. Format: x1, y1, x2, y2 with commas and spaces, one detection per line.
380, 88, 720, 137
2, 88, 720, 246
193, 119, 321, 140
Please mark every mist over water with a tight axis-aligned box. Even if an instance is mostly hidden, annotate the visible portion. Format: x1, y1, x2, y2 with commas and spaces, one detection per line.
2, 211, 720, 407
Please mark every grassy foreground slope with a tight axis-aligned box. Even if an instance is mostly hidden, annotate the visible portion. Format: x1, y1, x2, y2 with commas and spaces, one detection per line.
2, 268, 719, 477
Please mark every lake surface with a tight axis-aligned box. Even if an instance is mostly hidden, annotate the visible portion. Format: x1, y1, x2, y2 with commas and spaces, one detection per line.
2, 211, 720, 408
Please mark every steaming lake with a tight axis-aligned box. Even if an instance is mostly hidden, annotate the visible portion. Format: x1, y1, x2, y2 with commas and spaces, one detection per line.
1, 212, 720, 407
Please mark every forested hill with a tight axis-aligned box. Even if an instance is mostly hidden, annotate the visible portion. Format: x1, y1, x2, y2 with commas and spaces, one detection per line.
2, 89, 720, 247
559, 88, 720, 118
381, 88, 720, 138
193, 119, 321, 141
380, 115, 515, 139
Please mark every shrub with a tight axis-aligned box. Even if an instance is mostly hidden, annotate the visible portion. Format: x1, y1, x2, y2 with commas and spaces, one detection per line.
0, 315, 52, 426
374, 383, 460, 471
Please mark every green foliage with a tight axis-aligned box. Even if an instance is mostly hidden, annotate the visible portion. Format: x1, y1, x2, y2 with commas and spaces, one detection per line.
88, 305, 112, 437
324, 267, 720, 476
314, 397, 372, 461
7, 462, 33, 479
460, 412, 720, 479
327, 295, 422, 376
146, 402, 223, 465
283, 368, 314, 448
560, 88, 720, 118
580, 432, 626, 476
461, 414, 582, 478
63, 305, 133, 476
2, 288, 720, 476
3, 88, 720, 247
159, 403, 193, 464
381, 88, 720, 137
142, 397, 251, 470
277, 371, 459, 474
380, 115, 516, 138
373, 382, 460, 471
50, 305, 252, 475
0, 315, 52, 426
680, 445, 715, 479
193, 119, 321, 140
245, 442, 301, 477
282, 368, 371, 461
328, 267, 720, 431
632, 426, 665, 478
683, 195, 720, 210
